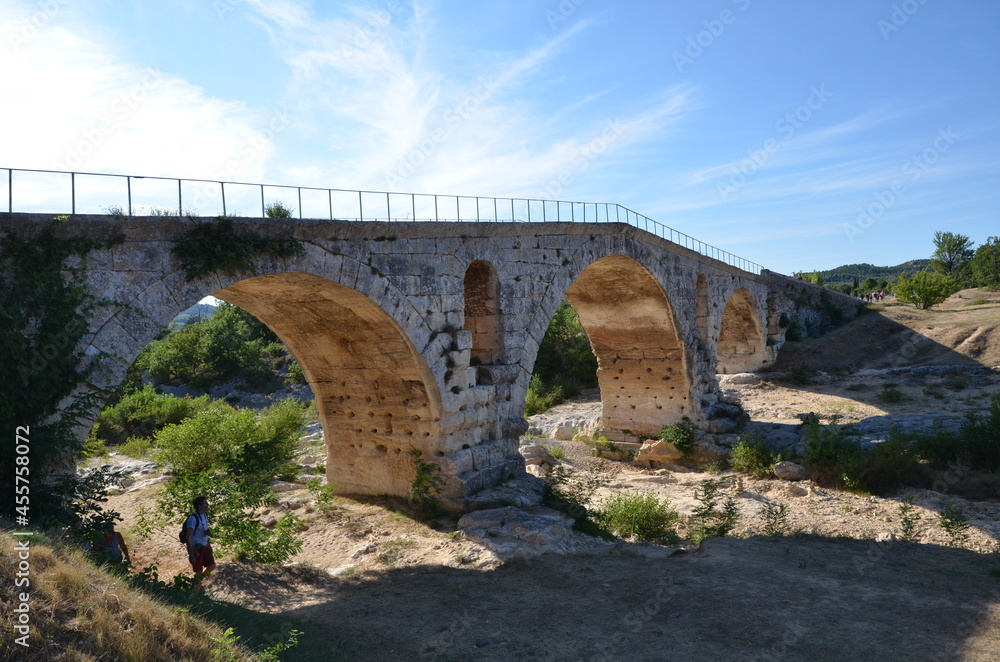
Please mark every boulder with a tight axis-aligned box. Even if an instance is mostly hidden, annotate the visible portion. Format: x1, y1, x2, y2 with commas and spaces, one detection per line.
520, 443, 552, 466
773, 461, 808, 481
634, 439, 684, 467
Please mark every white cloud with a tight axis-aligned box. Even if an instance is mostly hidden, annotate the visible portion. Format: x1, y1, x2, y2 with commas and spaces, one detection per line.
0, 0, 275, 213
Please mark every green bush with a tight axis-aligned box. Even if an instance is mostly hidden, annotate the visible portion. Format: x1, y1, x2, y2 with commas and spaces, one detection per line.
876, 384, 904, 404
94, 385, 209, 446
939, 503, 970, 548
533, 300, 599, 389
658, 422, 694, 455
689, 479, 740, 543
284, 359, 306, 385
134, 303, 280, 389
524, 374, 566, 416
120, 436, 155, 459
912, 395, 1000, 473
759, 501, 793, 536
598, 492, 680, 543
894, 270, 957, 309
265, 201, 294, 218
154, 398, 304, 479
729, 430, 776, 478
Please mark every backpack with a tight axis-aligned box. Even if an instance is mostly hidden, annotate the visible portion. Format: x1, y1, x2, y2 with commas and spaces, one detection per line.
179, 514, 195, 544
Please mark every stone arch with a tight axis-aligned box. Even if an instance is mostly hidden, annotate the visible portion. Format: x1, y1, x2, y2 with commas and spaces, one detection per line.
463, 260, 503, 365
564, 254, 689, 436
216, 273, 443, 497
716, 287, 767, 374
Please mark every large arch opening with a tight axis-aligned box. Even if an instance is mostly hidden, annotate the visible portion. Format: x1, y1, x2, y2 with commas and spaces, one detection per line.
463, 260, 503, 365
565, 255, 689, 436
716, 288, 767, 374
217, 272, 443, 497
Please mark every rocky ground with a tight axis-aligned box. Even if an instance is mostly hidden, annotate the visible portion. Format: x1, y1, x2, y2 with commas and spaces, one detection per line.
91, 289, 1000, 661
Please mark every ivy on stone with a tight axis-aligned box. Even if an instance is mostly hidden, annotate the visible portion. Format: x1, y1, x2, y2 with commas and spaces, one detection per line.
173, 217, 304, 281
0, 217, 123, 524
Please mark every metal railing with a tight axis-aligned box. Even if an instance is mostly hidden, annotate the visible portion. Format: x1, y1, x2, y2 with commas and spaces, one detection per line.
1, 167, 763, 274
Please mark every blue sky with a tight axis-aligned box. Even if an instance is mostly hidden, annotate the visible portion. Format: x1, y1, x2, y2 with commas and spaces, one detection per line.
2, 0, 998, 273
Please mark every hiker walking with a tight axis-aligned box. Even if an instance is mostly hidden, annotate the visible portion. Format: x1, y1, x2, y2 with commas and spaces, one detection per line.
185, 495, 216, 578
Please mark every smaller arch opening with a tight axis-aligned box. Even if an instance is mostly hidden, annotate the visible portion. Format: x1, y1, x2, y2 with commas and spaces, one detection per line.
463, 260, 503, 365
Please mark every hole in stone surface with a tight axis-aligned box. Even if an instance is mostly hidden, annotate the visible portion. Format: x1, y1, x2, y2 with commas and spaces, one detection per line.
375, 444, 387, 454
393, 448, 401, 455
462, 444, 470, 449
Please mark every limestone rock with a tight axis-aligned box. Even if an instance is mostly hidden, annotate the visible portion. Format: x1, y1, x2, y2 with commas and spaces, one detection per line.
457, 506, 582, 559
520, 443, 552, 466
773, 461, 808, 481
270, 480, 299, 493
634, 439, 683, 467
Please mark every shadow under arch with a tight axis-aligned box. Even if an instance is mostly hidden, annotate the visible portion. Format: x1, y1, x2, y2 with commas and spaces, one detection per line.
717, 287, 768, 374
565, 254, 690, 436
216, 272, 444, 498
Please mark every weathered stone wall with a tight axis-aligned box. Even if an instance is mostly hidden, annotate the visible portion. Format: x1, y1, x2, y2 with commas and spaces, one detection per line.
758, 269, 861, 347
3, 212, 812, 505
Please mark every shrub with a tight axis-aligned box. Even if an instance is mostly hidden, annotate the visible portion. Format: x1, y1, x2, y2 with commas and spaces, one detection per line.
94, 385, 209, 446
898, 496, 923, 543
894, 270, 957, 309
545, 459, 614, 537
759, 501, 792, 536
410, 448, 443, 518
658, 422, 694, 456
285, 358, 306, 385
154, 398, 304, 479
524, 374, 566, 416
689, 479, 740, 544
119, 436, 154, 459
922, 385, 945, 399
598, 492, 680, 543
729, 430, 776, 478
938, 503, 971, 548
265, 201, 294, 218
876, 385, 904, 404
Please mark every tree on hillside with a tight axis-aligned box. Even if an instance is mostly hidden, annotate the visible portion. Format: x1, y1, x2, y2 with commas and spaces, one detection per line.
968, 236, 1000, 289
894, 270, 957, 309
930, 231, 974, 279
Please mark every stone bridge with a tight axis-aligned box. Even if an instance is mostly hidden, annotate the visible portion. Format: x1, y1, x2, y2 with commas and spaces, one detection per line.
3, 213, 859, 507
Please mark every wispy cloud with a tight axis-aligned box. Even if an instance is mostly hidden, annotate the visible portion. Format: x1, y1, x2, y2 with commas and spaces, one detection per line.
242, 1, 694, 197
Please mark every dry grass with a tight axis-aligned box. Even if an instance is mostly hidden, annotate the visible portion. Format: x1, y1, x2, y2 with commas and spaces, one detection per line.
0, 531, 255, 661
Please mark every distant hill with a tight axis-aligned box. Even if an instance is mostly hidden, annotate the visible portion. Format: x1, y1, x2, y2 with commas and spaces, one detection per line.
817, 260, 931, 287
167, 302, 216, 330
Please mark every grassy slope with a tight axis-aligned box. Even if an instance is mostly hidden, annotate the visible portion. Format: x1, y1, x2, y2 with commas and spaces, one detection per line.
0, 530, 256, 661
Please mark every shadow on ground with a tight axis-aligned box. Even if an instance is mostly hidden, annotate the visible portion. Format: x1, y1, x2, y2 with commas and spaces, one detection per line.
209, 535, 1000, 662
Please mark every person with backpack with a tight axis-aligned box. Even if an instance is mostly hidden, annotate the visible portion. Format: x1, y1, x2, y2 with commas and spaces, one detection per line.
184, 496, 216, 580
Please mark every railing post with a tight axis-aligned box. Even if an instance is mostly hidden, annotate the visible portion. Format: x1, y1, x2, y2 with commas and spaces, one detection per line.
455, 196, 459, 222
510, 198, 515, 222
298, 188, 303, 220
386, 191, 391, 222
494, 197, 498, 222
328, 190, 333, 220
221, 181, 226, 216
571, 202, 575, 223
8, 169, 11, 213
476, 196, 480, 221
527, 199, 531, 222
412, 194, 416, 221
358, 191, 363, 221
71, 172, 75, 215
434, 194, 439, 222
261, 185, 266, 218
127, 177, 133, 216
178, 179, 182, 217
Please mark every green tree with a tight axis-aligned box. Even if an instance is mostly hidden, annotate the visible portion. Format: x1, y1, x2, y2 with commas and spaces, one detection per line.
862, 277, 878, 292
930, 231, 974, 280
968, 236, 1000, 289
533, 300, 598, 391
894, 270, 958, 309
